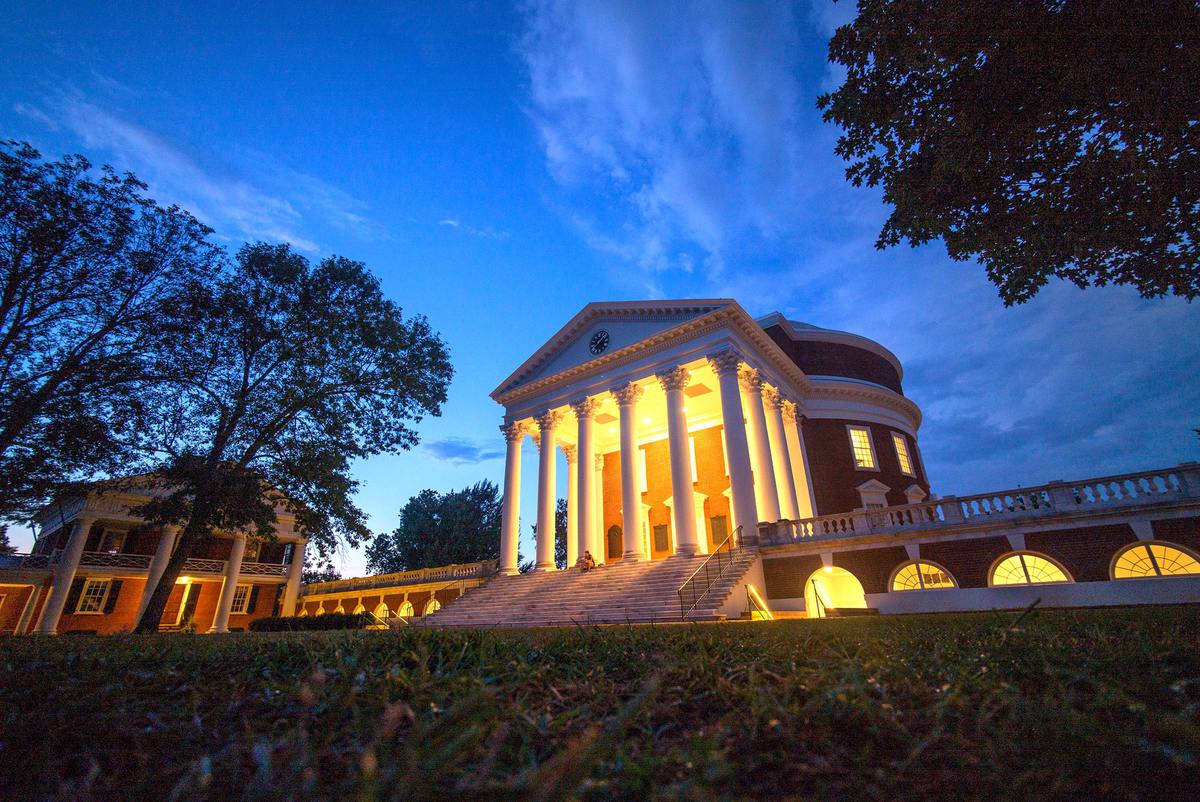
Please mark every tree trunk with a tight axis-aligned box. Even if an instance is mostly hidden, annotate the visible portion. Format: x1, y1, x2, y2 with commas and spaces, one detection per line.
132, 497, 217, 633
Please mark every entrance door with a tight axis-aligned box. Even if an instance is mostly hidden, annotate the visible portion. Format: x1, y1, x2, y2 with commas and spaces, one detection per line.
652, 524, 671, 557
175, 583, 201, 627
606, 525, 623, 560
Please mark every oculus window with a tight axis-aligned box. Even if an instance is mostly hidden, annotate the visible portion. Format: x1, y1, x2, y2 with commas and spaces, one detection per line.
891, 561, 956, 591
1112, 542, 1200, 578
990, 552, 1071, 586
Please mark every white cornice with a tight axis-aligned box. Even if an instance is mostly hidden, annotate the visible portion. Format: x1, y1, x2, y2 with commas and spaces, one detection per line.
493, 301, 818, 411
491, 299, 734, 400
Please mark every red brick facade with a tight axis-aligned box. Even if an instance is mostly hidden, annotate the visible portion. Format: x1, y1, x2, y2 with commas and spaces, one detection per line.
762, 324, 903, 393
832, 546, 911, 594
50, 576, 279, 633
1024, 525, 1138, 582
802, 418, 929, 515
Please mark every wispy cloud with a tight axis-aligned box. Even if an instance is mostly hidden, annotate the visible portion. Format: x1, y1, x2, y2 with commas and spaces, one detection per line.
425, 437, 506, 466
517, 0, 1200, 493
438, 218, 509, 240
14, 89, 379, 252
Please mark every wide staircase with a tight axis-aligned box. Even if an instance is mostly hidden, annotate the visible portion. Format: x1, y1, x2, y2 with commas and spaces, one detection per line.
417, 550, 759, 628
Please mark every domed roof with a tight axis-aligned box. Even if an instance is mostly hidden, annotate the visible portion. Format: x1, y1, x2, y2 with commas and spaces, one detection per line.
755, 313, 903, 380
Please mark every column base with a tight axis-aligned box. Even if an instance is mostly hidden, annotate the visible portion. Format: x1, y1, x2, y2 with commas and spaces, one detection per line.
674, 545, 701, 556
500, 567, 519, 576
533, 563, 557, 572
208, 627, 229, 634
622, 551, 647, 562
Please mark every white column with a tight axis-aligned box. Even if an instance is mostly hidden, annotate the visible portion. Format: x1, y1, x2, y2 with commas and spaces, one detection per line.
571, 397, 599, 565
657, 366, 700, 556
38, 514, 98, 634
739, 367, 781, 521
534, 409, 562, 571
136, 525, 179, 622
281, 539, 306, 616
499, 421, 526, 575
783, 402, 817, 518
763, 387, 800, 520
708, 350, 758, 535
564, 444, 579, 568
593, 453, 606, 563
210, 535, 247, 633
613, 382, 647, 561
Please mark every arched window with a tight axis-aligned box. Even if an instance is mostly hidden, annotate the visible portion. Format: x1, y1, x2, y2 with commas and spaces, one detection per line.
352, 602, 366, 614
890, 560, 956, 591
1112, 542, 1200, 579
397, 600, 414, 618
607, 525, 623, 560
990, 552, 1072, 586
374, 602, 390, 619
332, 602, 345, 614
424, 598, 442, 616
297, 607, 308, 618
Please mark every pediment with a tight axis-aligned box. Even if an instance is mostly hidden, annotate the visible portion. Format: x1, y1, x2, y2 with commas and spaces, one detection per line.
492, 300, 733, 398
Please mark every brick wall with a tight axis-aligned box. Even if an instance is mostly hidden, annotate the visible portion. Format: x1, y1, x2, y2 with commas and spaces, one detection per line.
832, 546, 910, 594
918, 536, 1011, 589
1151, 517, 1200, 552
0, 585, 34, 633
762, 554, 824, 599
802, 418, 929, 515
762, 325, 903, 393
1025, 524, 1138, 582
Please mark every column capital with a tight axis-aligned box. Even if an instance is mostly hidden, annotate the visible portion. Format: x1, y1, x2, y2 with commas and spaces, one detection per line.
594, 453, 605, 471
611, 381, 644, 406
534, 409, 563, 431
569, 397, 601, 419
562, 444, 578, 463
738, 366, 763, 394
706, 347, 744, 376
762, 386, 785, 411
781, 399, 800, 422
501, 420, 530, 442
655, 365, 691, 393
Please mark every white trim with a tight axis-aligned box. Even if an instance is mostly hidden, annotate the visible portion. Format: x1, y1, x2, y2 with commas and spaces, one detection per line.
229, 583, 252, 615
74, 577, 113, 615
891, 431, 915, 477
845, 425, 879, 471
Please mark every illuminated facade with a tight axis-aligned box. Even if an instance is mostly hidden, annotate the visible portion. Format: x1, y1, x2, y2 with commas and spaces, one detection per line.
420, 299, 1200, 626
0, 482, 306, 635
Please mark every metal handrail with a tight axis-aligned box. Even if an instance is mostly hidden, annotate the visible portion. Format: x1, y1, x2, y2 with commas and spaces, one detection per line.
746, 584, 774, 621
809, 578, 827, 619
677, 526, 744, 619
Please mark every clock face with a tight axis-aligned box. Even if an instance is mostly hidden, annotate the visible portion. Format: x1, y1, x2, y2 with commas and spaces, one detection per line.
588, 329, 611, 355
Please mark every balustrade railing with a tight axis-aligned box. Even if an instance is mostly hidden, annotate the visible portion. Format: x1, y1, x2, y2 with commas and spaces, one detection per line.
786, 464, 1197, 544
78, 551, 153, 569
303, 560, 498, 595
240, 561, 289, 577
0, 553, 53, 570
677, 526, 745, 619
182, 558, 227, 574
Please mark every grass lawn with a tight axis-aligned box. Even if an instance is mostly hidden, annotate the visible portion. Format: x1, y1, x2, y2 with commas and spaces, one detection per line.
2, 607, 1198, 800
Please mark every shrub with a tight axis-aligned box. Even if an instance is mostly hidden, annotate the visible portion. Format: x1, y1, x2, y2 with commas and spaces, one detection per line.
248, 613, 374, 632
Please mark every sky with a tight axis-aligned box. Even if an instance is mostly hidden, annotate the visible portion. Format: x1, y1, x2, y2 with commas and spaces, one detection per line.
4, 1, 1198, 576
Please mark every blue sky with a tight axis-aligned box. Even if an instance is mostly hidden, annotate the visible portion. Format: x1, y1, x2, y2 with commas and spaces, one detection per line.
5, 1, 1198, 575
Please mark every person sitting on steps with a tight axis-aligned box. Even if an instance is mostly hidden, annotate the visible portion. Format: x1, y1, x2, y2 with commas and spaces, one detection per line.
577, 550, 597, 572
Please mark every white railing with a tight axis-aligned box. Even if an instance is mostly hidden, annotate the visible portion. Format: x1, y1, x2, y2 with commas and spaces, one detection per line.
302, 560, 498, 595
240, 561, 289, 577
78, 551, 153, 569
182, 558, 227, 574
784, 464, 1198, 543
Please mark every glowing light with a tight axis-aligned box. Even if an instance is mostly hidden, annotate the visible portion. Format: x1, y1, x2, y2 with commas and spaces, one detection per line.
608, 426, 616, 434
823, 565, 833, 573
176, 576, 192, 584
642, 416, 652, 425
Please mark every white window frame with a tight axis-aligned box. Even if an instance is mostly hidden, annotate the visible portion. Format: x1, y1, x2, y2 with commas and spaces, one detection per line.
75, 578, 112, 614
891, 432, 915, 477
845, 425, 878, 471
230, 583, 252, 614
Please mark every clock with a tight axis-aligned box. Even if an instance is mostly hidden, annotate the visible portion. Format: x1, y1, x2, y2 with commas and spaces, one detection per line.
588, 329, 611, 355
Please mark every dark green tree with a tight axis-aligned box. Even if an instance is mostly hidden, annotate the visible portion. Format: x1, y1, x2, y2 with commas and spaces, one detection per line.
528, 497, 569, 570
365, 480, 502, 573
0, 526, 13, 556
302, 553, 342, 586
0, 141, 218, 521
818, 1, 1200, 304
132, 243, 451, 631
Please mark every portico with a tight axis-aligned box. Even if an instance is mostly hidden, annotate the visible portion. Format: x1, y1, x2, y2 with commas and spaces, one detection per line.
492, 301, 830, 575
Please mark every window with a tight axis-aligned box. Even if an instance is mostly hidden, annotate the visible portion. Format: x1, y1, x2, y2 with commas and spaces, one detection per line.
847, 426, 877, 470
1113, 542, 1200, 579
76, 579, 111, 614
990, 553, 1071, 586
892, 433, 914, 476
230, 584, 252, 614
398, 600, 414, 617
424, 598, 442, 615
891, 561, 956, 591
653, 524, 670, 552
375, 603, 390, 619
